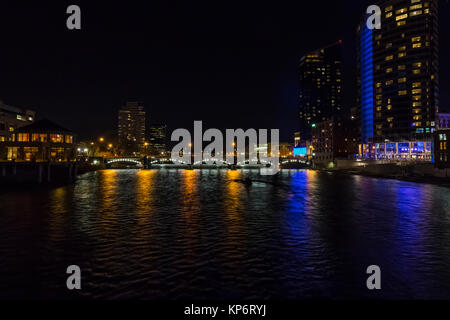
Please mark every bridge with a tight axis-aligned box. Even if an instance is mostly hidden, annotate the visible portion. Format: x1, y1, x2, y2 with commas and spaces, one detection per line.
102, 157, 310, 168
104, 157, 144, 166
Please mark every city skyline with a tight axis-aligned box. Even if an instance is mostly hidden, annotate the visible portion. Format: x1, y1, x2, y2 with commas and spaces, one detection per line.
2, 1, 450, 306
0, 1, 449, 142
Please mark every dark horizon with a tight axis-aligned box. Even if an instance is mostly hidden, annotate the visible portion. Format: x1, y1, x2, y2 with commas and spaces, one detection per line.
0, 0, 449, 141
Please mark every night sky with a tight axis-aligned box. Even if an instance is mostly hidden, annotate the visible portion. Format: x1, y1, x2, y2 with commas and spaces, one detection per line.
0, 0, 449, 141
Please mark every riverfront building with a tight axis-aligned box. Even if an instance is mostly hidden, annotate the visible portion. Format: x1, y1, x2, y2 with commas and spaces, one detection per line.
0, 100, 35, 142
0, 119, 76, 162
435, 113, 450, 168
357, 0, 439, 160
299, 41, 344, 141
311, 118, 359, 168
118, 102, 146, 155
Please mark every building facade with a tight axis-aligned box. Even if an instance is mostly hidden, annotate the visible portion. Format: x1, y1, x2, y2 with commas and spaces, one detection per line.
299, 41, 343, 141
312, 118, 359, 168
148, 124, 167, 157
434, 113, 450, 168
118, 102, 146, 155
0, 100, 35, 142
0, 119, 76, 162
358, 0, 439, 157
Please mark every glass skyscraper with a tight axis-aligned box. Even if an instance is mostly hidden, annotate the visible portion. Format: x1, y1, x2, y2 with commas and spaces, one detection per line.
358, 0, 439, 145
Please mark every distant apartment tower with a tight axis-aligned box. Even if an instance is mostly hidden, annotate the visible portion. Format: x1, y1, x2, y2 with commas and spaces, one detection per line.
299, 41, 344, 141
358, 0, 439, 146
118, 102, 146, 154
148, 124, 167, 156
0, 100, 35, 142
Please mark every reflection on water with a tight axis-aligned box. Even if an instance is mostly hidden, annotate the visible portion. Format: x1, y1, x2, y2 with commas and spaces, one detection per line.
1, 169, 450, 299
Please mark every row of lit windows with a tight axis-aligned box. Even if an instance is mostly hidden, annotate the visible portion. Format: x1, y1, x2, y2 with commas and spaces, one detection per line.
11, 133, 73, 144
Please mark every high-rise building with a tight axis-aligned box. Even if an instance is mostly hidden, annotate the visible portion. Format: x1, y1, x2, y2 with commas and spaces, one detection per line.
118, 102, 146, 155
148, 124, 167, 157
299, 41, 344, 140
358, 0, 439, 157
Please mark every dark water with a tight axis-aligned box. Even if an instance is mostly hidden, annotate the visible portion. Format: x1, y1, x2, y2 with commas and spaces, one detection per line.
1, 169, 450, 300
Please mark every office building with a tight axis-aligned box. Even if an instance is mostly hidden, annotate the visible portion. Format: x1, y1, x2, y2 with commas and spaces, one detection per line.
311, 117, 360, 168
299, 41, 344, 140
118, 102, 146, 155
148, 124, 167, 157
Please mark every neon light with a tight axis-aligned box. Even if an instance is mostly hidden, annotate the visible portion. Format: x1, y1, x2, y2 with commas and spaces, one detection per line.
361, 25, 373, 144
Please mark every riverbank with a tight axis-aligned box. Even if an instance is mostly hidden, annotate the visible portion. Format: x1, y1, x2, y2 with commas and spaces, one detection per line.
327, 163, 450, 187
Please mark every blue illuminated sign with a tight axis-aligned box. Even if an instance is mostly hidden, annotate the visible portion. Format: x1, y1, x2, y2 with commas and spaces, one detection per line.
293, 147, 307, 156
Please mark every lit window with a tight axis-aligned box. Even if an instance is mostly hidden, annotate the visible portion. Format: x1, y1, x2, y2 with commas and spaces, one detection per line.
412, 82, 421, 88
387, 117, 394, 123
399, 90, 408, 95
410, 10, 423, 16
399, 46, 406, 51
386, 12, 393, 18
65, 135, 73, 144
413, 102, 422, 107
386, 55, 394, 61
410, 4, 423, 10
413, 62, 422, 68
398, 65, 406, 70
397, 21, 407, 26
386, 80, 394, 85
398, 77, 407, 83
385, 6, 393, 12
412, 43, 422, 48
413, 69, 421, 74
386, 68, 393, 73
398, 52, 406, 58
412, 89, 422, 94
396, 8, 407, 14
18, 133, 30, 142
411, 36, 421, 42
396, 13, 408, 21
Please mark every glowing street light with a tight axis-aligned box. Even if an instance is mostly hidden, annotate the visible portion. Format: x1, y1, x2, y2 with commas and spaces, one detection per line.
99, 137, 104, 142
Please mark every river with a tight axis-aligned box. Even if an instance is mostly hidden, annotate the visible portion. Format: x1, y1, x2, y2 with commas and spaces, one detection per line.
1, 169, 450, 299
